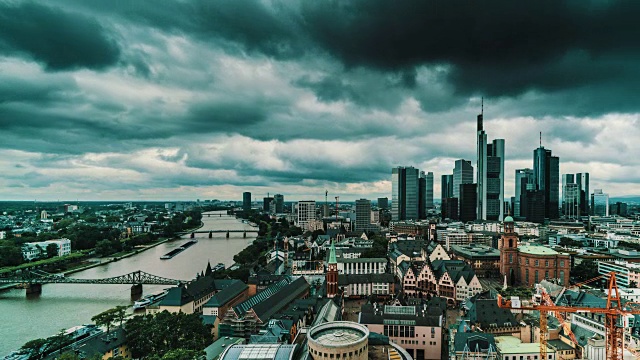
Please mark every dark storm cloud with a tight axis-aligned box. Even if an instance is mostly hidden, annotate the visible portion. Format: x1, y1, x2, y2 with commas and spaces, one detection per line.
0, 2, 120, 71
69, 0, 639, 115
299, 1, 640, 98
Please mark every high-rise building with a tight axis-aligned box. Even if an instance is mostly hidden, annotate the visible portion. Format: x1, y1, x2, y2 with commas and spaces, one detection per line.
514, 169, 535, 219
591, 189, 609, 216
576, 173, 590, 215
477, 111, 487, 221
419, 171, 427, 219
459, 183, 477, 223
425, 172, 434, 209
442, 198, 459, 220
485, 139, 505, 221
562, 174, 580, 219
521, 190, 546, 224
243, 192, 251, 212
377, 197, 389, 210
610, 202, 628, 217
355, 199, 372, 233
273, 194, 284, 213
441, 174, 454, 200
476, 109, 505, 221
453, 160, 473, 200
297, 201, 316, 229
391, 166, 419, 221
263, 197, 274, 212
533, 146, 560, 220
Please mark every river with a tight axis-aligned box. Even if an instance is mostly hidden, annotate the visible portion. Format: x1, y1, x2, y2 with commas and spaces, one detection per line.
0, 211, 255, 356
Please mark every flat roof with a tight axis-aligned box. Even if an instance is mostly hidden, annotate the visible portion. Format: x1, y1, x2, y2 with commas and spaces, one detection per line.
495, 336, 553, 354
518, 245, 560, 256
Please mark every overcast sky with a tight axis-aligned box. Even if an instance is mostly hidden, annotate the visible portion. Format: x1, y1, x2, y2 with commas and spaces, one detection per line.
1, 0, 639, 202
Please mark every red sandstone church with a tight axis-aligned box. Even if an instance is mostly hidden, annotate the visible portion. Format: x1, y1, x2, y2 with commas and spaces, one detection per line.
499, 216, 571, 287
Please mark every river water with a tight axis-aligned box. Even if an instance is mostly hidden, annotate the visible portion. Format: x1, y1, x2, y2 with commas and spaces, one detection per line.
0, 211, 254, 356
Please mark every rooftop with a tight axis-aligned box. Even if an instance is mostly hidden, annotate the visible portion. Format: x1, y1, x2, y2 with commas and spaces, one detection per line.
518, 245, 560, 256
308, 321, 369, 347
495, 336, 550, 354
219, 344, 297, 360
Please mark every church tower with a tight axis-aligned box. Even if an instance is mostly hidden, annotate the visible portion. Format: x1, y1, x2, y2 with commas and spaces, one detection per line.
499, 216, 519, 286
326, 240, 338, 298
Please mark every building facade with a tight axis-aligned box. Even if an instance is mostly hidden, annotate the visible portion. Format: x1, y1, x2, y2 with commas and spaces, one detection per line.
242, 192, 251, 212
392, 166, 420, 221
533, 146, 560, 220
499, 216, 571, 286
297, 201, 316, 229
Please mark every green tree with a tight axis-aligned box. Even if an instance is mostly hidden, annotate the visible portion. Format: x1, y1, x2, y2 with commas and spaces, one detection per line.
148, 348, 206, 360
91, 308, 118, 333
46, 243, 59, 259
125, 311, 211, 359
572, 259, 599, 283
20, 338, 47, 360
630, 281, 638, 288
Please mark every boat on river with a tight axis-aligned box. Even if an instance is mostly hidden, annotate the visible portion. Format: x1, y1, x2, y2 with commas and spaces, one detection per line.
160, 240, 198, 259
133, 290, 168, 310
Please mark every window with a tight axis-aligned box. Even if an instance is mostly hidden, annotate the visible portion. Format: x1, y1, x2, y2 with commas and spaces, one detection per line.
509, 254, 513, 263
545, 260, 549, 267
560, 260, 565, 267
535, 270, 539, 284
526, 258, 529, 265
535, 259, 539, 266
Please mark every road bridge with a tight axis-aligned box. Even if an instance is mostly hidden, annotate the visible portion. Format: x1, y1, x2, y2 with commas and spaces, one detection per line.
0, 270, 184, 296
203, 213, 235, 217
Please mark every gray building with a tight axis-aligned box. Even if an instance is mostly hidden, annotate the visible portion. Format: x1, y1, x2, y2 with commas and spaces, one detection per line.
273, 194, 284, 213
377, 197, 389, 210
426, 172, 434, 209
441, 174, 454, 200
453, 160, 474, 200
476, 110, 505, 221
355, 199, 372, 233
242, 192, 251, 212
392, 166, 419, 221
576, 172, 590, 215
562, 174, 580, 219
533, 146, 560, 219
592, 189, 609, 216
514, 168, 534, 218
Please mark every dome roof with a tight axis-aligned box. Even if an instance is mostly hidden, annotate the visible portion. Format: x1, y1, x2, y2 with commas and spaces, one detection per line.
504, 216, 514, 223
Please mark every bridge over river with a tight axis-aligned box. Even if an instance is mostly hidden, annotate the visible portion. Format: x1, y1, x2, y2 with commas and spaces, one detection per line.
179, 229, 260, 238
0, 269, 185, 296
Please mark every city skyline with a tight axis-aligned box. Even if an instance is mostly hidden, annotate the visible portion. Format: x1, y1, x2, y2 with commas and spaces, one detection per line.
1, 1, 639, 201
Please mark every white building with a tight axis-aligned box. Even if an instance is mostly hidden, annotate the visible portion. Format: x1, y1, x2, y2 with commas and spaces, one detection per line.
297, 201, 316, 230
22, 238, 72, 261
337, 257, 387, 275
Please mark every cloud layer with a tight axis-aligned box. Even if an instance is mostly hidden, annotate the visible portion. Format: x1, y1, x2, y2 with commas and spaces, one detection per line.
0, 0, 638, 201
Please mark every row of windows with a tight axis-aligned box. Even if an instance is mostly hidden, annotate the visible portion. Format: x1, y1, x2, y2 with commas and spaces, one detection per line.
503, 355, 553, 360
383, 325, 416, 338
508, 255, 566, 269
309, 345, 367, 358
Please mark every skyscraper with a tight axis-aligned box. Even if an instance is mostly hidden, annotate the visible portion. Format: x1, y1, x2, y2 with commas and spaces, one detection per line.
377, 197, 389, 210
576, 173, 590, 215
514, 169, 534, 218
273, 194, 285, 213
459, 183, 477, 223
419, 171, 427, 219
426, 172, 434, 209
562, 174, 580, 219
355, 199, 372, 233
476, 108, 505, 221
453, 160, 474, 200
485, 139, 505, 221
592, 189, 609, 216
392, 166, 419, 221
533, 146, 560, 219
242, 192, 251, 212
263, 196, 274, 212
441, 174, 454, 200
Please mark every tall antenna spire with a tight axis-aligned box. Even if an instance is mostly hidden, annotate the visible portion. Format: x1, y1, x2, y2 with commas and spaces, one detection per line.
481, 97, 484, 116
539, 132, 542, 148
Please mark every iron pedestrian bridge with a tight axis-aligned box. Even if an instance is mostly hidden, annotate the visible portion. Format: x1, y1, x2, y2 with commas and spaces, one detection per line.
203, 213, 235, 217
0, 270, 185, 296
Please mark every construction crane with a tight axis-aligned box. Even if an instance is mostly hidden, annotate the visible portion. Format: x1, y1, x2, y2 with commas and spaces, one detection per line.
497, 272, 640, 360
335, 196, 339, 221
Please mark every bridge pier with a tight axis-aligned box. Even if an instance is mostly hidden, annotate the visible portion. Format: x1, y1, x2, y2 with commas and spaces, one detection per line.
209, 231, 212, 238
243, 232, 246, 238
25, 283, 42, 295
226, 231, 230, 238
131, 283, 143, 297
190, 232, 195, 239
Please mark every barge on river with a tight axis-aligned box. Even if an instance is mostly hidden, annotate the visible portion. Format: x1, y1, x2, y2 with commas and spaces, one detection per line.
160, 240, 198, 260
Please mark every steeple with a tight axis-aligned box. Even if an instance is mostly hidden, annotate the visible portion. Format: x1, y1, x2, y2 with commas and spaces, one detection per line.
329, 240, 337, 264
205, 261, 212, 276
